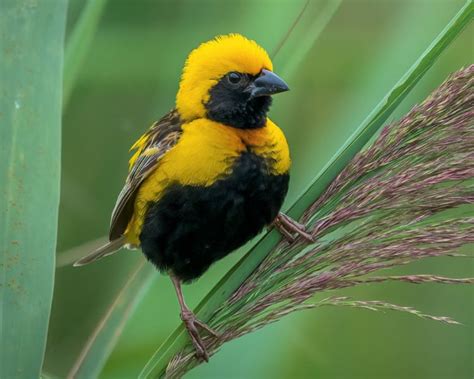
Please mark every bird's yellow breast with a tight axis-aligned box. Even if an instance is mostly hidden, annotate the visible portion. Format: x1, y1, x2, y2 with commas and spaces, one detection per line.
125, 118, 290, 244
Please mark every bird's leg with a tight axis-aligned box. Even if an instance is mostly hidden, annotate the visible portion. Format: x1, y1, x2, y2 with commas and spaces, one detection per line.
273, 212, 315, 243
170, 273, 218, 362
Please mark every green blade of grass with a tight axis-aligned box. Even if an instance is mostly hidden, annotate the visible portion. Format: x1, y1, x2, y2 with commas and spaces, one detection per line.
273, 0, 344, 77
0, 2, 67, 378
139, 2, 473, 377
63, 0, 108, 108
67, 259, 155, 379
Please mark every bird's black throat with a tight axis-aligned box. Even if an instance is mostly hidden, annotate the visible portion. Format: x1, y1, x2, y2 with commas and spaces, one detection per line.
205, 76, 272, 129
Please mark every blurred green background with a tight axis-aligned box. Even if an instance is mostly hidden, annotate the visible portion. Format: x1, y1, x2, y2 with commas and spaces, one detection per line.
46, 0, 473, 378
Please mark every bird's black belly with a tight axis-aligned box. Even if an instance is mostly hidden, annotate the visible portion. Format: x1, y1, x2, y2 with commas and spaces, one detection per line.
140, 152, 289, 282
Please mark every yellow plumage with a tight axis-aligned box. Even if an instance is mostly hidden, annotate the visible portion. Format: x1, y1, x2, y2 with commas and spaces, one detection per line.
176, 34, 273, 121
122, 34, 290, 245
125, 118, 290, 245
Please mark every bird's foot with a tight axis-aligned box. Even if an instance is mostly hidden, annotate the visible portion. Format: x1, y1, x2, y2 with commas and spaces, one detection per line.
273, 212, 315, 243
180, 309, 219, 362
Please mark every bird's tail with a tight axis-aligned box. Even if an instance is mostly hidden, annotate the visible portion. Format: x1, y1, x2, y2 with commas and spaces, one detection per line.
73, 236, 126, 267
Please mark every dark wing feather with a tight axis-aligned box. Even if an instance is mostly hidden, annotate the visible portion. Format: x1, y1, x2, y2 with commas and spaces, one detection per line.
109, 109, 182, 240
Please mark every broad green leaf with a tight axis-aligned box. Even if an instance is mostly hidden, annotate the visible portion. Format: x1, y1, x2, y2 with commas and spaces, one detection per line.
63, 0, 108, 108
67, 259, 155, 379
139, 2, 473, 377
0, 2, 67, 378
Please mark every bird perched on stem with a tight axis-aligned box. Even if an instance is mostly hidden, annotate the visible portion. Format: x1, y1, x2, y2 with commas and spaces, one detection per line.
75, 34, 313, 361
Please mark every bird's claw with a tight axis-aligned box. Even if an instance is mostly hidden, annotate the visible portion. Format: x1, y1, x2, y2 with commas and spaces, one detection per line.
181, 309, 219, 362
273, 212, 315, 243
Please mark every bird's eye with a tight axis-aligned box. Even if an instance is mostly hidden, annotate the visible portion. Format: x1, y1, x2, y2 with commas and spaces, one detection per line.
227, 72, 242, 84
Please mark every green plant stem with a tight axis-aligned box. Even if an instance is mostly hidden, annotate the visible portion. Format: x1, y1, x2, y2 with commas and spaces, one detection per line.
277, 0, 343, 77
67, 259, 155, 379
63, 0, 108, 108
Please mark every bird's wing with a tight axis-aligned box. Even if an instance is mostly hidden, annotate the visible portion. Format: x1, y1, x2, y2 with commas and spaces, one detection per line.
109, 109, 183, 240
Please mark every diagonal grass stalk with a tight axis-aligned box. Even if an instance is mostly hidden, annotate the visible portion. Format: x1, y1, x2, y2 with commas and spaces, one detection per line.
66, 259, 155, 379
63, 0, 108, 109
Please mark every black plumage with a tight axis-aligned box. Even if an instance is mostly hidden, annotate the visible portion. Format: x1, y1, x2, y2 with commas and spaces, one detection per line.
206, 72, 272, 129
140, 152, 289, 282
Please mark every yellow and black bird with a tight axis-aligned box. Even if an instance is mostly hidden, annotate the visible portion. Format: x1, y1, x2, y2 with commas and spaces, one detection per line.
75, 34, 312, 360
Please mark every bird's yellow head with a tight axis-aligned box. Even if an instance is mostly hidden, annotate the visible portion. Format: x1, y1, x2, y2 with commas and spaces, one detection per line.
176, 34, 289, 129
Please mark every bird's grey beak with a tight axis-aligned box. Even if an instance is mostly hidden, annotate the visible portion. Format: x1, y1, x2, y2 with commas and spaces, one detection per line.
249, 69, 289, 98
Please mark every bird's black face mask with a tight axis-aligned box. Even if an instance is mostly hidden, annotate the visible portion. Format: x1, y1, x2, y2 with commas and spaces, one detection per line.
205, 69, 289, 129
